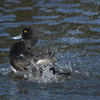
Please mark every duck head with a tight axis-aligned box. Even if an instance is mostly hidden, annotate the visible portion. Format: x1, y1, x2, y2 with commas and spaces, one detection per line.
14, 27, 38, 49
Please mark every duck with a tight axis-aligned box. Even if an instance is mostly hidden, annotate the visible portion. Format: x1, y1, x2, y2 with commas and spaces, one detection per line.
9, 27, 71, 76
9, 27, 57, 75
9, 27, 38, 75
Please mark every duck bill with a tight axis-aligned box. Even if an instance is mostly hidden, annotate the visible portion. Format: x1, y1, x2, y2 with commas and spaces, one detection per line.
13, 34, 22, 39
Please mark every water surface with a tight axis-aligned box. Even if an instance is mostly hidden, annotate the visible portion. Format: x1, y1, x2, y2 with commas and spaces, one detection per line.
0, 0, 100, 100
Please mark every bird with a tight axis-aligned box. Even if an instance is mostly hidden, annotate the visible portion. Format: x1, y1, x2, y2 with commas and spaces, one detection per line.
9, 27, 38, 75
9, 27, 71, 76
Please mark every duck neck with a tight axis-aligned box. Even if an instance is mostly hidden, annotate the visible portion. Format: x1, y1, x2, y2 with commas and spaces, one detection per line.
24, 40, 32, 50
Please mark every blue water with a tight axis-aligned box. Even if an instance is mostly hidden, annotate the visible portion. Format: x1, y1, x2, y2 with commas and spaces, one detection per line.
0, 0, 100, 99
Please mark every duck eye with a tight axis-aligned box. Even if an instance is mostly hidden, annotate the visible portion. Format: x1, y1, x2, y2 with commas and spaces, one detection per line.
24, 30, 27, 33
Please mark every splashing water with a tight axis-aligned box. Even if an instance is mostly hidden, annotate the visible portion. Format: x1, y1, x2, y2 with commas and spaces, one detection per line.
0, 61, 71, 83
0, 61, 91, 83
23, 60, 71, 83
23, 62, 57, 83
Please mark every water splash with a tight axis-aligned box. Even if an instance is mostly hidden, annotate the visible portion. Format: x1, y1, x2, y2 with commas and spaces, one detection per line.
20, 59, 71, 83
0, 61, 92, 83
0, 63, 12, 75
23, 62, 58, 83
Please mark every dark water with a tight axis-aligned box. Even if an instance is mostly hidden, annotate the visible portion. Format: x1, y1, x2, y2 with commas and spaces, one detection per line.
0, 0, 100, 99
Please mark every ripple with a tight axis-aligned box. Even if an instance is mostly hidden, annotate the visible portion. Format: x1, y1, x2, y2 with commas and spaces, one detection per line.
58, 37, 85, 44
34, 20, 56, 25
0, 27, 6, 31
48, 22, 59, 25
68, 30, 83, 34
0, 33, 10, 37
81, 0, 94, 3
4, 4, 13, 7
4, 9, 14, 13
6, 0, 21, 3
39, 8, 53, 13
34, 3, 80, 8
0, 22, 19, 28
0, 14, 16, 22
14, 7, 32, 10
60, 16, 89, 23
34, 3, 61, 8
0, 48, 10, 51
0, 7, 5, 10
61, 4, 80, 8
56, 8, 83, 13
91, 38, 100, 43
90, 27, 100, 32
33, 15, 60, 19
83, 11, 98, 16
44, 3, 61, 8
58, 37, 100, 45
0, 18, 15, 22
0, 13, 3, 16
95, 1, 100, 5
43, 31, 57, 34
88, 19, 100, 25
50, 0, 63, 3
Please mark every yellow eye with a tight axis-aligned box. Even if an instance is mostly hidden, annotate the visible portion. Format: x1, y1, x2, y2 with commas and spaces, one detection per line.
24, 30, 27, 33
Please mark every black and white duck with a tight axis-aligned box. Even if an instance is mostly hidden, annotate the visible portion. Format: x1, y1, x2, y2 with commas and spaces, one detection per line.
9, 27, 71, 76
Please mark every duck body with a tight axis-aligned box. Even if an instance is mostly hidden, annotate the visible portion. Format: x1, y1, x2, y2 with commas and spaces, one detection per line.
9, 41, 34, 73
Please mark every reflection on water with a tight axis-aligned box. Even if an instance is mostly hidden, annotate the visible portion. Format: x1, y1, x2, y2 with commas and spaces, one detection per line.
0, 0, 100, 99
